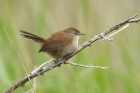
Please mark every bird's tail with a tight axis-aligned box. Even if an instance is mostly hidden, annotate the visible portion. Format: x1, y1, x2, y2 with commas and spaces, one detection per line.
20, 30, 46, 44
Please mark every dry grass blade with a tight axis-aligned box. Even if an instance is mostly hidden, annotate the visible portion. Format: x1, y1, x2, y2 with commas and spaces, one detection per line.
3, 27, 36, 93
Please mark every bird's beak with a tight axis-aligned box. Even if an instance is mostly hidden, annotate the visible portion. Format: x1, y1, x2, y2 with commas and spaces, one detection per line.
78, 33, 85, 35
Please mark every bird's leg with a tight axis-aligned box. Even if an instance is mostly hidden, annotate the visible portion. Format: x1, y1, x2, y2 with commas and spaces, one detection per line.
53, 59, 62, 67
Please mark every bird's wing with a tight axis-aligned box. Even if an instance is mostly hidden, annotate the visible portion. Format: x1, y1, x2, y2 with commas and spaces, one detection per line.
39, 31, 72, 52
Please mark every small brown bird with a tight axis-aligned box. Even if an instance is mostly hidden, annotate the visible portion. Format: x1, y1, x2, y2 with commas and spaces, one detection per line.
20, 27, 85, 60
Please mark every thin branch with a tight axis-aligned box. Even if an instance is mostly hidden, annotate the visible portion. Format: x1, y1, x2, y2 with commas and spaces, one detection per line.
30, 59, 53, 75
3, 27, 36, 93
66, 62, 109, 69
25, 76, 36, 93
5, 14, 140, 93
107, 23, 129, 39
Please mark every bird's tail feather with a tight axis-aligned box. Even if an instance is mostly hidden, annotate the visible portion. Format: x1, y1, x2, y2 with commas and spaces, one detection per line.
20, 30, 46, 44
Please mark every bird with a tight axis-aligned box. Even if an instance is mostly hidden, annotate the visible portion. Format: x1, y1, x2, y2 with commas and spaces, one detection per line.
20, 27, 85, 61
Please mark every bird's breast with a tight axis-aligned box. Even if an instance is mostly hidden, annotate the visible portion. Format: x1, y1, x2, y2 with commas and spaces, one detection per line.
62, 36, 79, 56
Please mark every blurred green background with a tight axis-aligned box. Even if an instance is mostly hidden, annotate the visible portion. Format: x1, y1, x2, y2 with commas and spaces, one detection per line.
0, 0, 140, 93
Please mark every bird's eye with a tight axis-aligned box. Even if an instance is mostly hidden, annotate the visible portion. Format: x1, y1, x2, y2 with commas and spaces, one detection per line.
74, 32, 78, 35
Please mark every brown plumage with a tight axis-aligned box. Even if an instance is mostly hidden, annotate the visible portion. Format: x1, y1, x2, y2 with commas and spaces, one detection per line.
20, 27, 85, 60
20, 30, 46, 44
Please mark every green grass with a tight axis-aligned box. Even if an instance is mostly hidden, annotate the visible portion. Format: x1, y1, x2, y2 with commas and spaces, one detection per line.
0, 0, 140, 93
